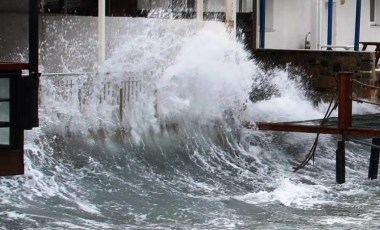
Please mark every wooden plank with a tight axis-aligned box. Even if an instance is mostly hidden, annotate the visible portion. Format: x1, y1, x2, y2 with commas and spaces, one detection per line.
256, 122, 341, 134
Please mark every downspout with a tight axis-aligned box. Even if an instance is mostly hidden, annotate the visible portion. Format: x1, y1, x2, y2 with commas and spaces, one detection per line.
354, 0, 362, 51
259, 0, 266, 48
327, 0, 333, 49
317, 0, 322, 49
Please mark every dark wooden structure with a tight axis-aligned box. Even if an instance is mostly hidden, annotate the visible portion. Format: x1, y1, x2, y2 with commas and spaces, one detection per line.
360, 41, 380, 66
0, 0, 39, 176
253, 72, 380, 183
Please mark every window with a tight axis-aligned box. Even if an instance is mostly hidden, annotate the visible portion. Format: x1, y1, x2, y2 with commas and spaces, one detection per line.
0, 78, 10, 146
370, 0, 380, 26
370, 0, 375, 22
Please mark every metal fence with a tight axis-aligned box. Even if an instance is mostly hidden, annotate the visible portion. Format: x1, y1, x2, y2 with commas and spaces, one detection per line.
40, 72, 148, 121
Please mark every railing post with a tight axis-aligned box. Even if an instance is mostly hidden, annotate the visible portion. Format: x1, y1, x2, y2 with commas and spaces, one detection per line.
336, 72, 352, 184
119, 88, 123, 121
197, 0, 204, 23
338, 72, 352, 131
225, 0, 236, 29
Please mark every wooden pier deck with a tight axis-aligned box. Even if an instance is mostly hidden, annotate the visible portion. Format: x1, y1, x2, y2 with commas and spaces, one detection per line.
257, 113, 380, 137
248, 72, 380, 184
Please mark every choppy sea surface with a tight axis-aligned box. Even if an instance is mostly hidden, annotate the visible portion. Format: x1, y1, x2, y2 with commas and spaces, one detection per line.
1, 17, 380, 230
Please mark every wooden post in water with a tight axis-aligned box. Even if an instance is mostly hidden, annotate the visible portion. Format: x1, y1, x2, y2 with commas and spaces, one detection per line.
368, 138, 380, 179
336, 140, 346, 184
336, 72, 352, 184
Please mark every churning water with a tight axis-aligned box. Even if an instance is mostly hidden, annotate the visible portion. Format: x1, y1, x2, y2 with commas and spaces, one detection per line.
1, 17, 380, 230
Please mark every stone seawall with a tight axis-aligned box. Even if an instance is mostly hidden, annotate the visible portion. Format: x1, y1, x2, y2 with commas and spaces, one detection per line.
253, 49, 376, 101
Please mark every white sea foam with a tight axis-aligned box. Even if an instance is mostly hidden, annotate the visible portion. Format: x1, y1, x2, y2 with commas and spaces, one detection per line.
234, 178, 333, 208
1, 15, 379, 229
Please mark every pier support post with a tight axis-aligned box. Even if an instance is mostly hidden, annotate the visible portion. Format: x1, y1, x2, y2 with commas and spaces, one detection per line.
368, 138, 380, 180
336, 140, 346, 184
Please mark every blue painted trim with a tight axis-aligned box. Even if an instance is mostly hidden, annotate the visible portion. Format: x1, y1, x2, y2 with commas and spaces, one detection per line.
354, 0, 362, 51
327, 0, 333, 48
259, 0, 266, 48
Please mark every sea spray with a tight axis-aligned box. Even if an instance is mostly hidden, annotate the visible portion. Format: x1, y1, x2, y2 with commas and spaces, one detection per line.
0, 17, 379, 229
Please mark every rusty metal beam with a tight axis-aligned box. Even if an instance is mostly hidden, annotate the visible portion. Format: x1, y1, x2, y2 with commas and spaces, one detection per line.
256, 122, 380, 137
0, 63, 29, 71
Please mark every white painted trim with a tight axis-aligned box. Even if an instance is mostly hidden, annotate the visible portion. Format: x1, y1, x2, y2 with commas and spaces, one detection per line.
197, 0, 204, 23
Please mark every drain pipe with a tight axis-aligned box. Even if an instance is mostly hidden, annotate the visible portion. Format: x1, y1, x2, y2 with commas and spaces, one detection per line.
354, 0, 362, 51
259, 0, 266, 48
327, 0, 333, 49
98, 0, 106, 64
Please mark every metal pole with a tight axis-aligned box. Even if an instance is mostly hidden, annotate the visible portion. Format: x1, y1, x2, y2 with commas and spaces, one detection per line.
225, 0, 236, 29
368, 138, 380, 179
29, 0, 39, 128
197, 0, 204, 23
327, 0, 333, 49
259, 0, 265, 48
98, 0, 106, 64
252, 0, 258, 50
354, 0, 362, 51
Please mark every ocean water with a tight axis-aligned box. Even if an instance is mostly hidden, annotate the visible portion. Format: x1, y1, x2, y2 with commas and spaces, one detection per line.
1, 17, 380, 230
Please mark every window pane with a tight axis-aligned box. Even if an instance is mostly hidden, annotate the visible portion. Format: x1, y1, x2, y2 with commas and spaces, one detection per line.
0, 78, 10, 99
0, 102, 10, 122
0, 127, 10, 145
370, 0, 375, 22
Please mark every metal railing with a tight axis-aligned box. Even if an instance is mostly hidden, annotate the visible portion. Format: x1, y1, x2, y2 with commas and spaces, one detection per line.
40, 72, 148, 121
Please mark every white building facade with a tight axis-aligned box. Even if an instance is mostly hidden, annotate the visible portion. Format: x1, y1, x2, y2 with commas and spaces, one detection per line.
263, 0, 380, 51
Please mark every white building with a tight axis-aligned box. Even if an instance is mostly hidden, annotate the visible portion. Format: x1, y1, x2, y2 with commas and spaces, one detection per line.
262, 0, 380, 51
137, 0, 379, 51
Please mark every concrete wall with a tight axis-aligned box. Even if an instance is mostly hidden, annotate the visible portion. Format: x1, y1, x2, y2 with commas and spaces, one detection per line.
254, 49, 377, 101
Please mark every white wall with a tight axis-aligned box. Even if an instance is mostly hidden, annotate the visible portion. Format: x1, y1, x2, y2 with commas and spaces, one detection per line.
335, 0, 360, 46
335, 0, 380, 48
265, 0, 314, 49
